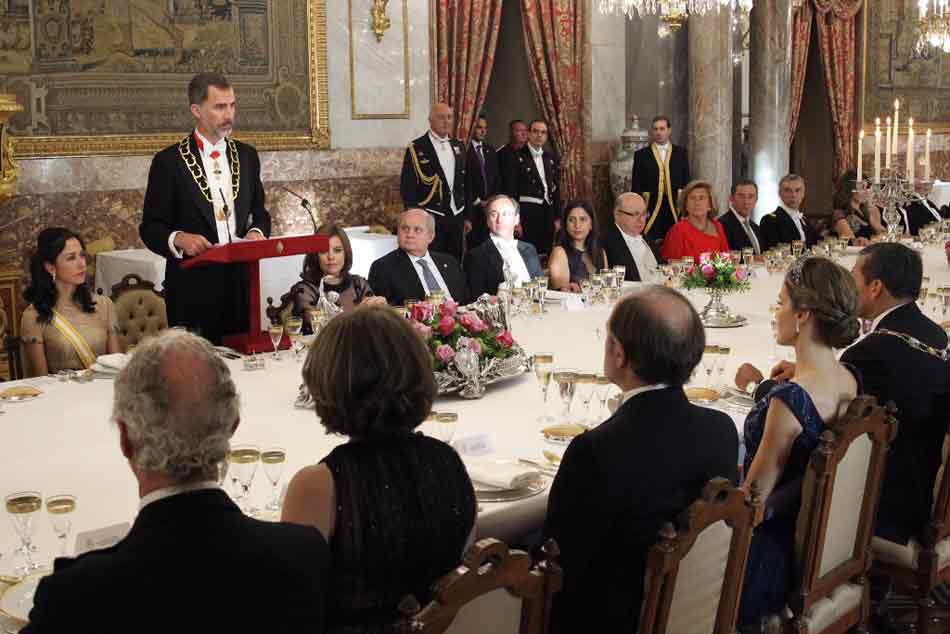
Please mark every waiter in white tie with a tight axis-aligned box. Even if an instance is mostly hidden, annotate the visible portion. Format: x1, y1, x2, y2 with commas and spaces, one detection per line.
399, 103, 469, 261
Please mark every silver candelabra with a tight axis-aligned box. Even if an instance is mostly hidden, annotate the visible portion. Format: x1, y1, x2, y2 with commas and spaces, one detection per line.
854, 166, 934, 240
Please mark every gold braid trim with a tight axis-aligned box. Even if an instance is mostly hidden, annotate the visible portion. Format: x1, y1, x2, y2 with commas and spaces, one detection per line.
408, 142, 441, 207
644, 143, 677, 236
177, 135, 241, 204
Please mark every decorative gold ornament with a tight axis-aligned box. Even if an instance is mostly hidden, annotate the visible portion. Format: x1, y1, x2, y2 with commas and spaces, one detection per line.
371, 0, 391, 42
0, 95, 23, 208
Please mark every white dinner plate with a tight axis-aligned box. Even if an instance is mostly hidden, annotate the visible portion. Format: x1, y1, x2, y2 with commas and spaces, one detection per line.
0, 571, 47, 623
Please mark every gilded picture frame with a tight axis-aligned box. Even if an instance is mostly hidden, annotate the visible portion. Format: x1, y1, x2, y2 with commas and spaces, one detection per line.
0, 0, 329, 158
861, 0, 950, 134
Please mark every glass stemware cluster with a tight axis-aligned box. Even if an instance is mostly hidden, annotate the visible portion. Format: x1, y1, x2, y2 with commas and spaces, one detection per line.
4, 491, 78, 573
226, 445, 286, 517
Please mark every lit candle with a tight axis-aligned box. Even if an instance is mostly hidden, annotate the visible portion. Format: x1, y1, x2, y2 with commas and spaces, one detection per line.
926, 128, 932, 182
885, 117, 892, 169
893, 99, 900, 158
906, 117, 915, 182
857, 130, 864, 183
874, 118, 882, 183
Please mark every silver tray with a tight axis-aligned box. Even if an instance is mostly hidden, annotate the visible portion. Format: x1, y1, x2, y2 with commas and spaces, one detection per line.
702, 314, 749, 328
434, 350, 529, 396
475, 477, 549, 503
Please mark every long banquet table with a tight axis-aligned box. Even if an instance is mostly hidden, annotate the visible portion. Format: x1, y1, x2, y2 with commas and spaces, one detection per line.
2, 244, 949, 621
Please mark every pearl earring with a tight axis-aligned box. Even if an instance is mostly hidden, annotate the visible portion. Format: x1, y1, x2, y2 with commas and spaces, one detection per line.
50, 270, 56, 282
795, 320, 800, 335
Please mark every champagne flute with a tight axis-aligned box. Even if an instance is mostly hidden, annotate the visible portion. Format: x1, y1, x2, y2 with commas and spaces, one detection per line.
261, 447, 287, 513
613, 265, 627, 288
553, 369, 578, 422
594, 374, 612, 417
769, 304, 781, 363
702, 345, 718, 388
6, 491, 42, 573
268, 323, 284, 360
716, 346, 732, 391
307, 307, 324, 335
535, 277, 549, 313
228, 445, 261, 515
534, 353, 555, 424
286, 317, 304, 362
46, 495, 77, 557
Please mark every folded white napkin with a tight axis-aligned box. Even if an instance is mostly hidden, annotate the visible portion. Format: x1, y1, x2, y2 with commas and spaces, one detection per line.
91, 363, 119, 375
543, 289, 575, 302
96, 353, 129, 371
464, 458, 540, 490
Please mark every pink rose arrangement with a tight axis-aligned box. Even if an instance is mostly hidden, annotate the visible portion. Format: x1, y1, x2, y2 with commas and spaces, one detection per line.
408, 301, 519, 371
682, 252, 751, 293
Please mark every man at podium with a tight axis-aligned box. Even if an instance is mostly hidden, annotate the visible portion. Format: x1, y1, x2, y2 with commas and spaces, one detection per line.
140, 72, 271, 345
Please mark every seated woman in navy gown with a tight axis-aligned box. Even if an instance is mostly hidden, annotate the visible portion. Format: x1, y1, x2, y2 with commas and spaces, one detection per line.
287, 223, 385, 333
282, 306, 476, 633
548, 200, 608, 292
737, 257, 861, 629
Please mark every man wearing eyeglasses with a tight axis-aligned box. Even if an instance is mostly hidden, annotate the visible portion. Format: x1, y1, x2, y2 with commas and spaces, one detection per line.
464, 194, 543, 298
602, 193, 660, 283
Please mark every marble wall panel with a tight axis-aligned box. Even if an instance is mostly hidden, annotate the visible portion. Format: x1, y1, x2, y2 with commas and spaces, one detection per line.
592, 10, 627, 142
350, 0, 411, 117
327, 0, 431, 149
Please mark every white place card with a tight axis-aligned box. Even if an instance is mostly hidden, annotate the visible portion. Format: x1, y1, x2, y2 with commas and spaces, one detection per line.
75, 522, 130, 556
453, 434, 493, 456
564, 295, 585, 311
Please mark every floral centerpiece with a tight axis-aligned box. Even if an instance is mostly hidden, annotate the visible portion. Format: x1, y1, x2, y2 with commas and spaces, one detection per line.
681, 252, 750, 328
409, 298, 528, 398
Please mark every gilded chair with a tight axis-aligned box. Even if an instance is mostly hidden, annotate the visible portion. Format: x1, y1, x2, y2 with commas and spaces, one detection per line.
109, 273, 167, 349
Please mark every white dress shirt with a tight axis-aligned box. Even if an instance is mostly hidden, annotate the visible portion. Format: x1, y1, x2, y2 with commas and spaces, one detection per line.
168, 130, 261, 258
408, 251, 453, 300
779, 204, 807, 242
729, 207, 761, 254
655, 142, 670, 164
616, 224, 660, 283
428, 131, 461, 216
139, 480, 220, 511
620, 383, 670, 406
528, 144, 550, 203
491, 235, 532, 286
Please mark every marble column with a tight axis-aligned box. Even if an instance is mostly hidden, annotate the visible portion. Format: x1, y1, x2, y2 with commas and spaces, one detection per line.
748, 0, 792, 221
688, 9, 734, 213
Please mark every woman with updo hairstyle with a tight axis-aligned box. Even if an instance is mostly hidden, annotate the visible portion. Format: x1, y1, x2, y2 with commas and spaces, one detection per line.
737, 257, 862, 629
21, 227, 121, 377
282, 305, 476, 633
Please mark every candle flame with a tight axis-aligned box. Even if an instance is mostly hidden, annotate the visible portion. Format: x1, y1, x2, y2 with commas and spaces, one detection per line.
875, 117, 881, 125
895, 99, 900, 108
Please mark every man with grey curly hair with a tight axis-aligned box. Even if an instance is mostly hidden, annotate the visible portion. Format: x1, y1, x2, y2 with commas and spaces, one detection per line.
23, 329, 329, 634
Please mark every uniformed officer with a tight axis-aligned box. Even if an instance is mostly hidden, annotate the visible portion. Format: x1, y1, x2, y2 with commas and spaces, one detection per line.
503, 119, 560, 257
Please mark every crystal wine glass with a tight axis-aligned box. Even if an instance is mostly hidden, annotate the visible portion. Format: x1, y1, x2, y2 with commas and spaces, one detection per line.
228, 445, 261, 516
285, 317, 304, 362
431, 412, 459, 444
702, 345, 718, 387
613, 265, 627, 288
580, 278, 592, 304
6, 491, 42, 573
594, 374, 612, 417
268, 323, 284, 360
575, 373, 597, 420
716, 346, 732, 391
769, 304, 781, 363
261, 447, 287, 513
535, 276, 549, 313
46, 495, 76, 557
553, 369, 578, 422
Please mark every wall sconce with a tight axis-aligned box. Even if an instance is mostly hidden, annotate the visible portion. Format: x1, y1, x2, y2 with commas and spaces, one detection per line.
371, 0, 392, 42
0, 94, 23, 208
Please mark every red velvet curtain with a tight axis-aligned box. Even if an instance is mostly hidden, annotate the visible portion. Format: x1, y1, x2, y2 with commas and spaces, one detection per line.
434, 0, 504, 141
790, 0, 863, 180
520, 0, 590, 201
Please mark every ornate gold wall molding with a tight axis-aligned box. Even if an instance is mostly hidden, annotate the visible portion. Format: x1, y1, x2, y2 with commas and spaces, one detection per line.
0, 95, 24, 205
4, 0, 330, 157
349, 0, 411, 119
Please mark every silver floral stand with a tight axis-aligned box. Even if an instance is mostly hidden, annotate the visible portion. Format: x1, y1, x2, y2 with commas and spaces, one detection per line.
700, 288, 748, 328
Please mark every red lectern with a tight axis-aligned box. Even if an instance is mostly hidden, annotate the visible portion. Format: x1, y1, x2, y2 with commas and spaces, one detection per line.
181, 235, 329, 353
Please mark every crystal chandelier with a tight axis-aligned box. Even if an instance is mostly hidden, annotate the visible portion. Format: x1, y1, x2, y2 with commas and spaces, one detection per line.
916, 0, 950, 54
598, 0, 751, 35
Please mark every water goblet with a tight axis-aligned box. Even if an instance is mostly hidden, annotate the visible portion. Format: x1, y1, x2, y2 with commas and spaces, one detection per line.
268, 323, 284, 360
6, 491, 42, 573
46, 495, 77, 557
553, 368, 578, 422
228, 445, 261, 516
260, 447, 287, 513
580, 278, 593, 304
741, 247, 754, 268
575, 373, 597, 421
613, 265, 626, 287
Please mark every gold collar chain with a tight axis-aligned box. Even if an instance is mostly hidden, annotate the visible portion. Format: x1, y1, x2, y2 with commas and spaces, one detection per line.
873, 328, 950, 361
177, 136, 241, 204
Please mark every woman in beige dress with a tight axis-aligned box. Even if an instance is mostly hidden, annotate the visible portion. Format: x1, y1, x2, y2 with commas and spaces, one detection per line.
21, 228, 121, 376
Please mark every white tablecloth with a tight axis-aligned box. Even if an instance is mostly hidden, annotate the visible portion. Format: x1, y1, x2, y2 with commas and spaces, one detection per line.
94, 228, 398, 325
3, 245, 948, 624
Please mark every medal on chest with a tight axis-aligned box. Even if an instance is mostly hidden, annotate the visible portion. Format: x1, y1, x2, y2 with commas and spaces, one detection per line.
210, 150, 222, 177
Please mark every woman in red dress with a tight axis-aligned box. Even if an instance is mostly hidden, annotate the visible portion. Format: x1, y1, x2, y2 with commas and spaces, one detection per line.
660, 180, 731, 262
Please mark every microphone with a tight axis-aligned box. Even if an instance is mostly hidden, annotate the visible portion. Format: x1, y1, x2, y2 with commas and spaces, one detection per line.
219, 188, 233, 244
281, 186, 318, 233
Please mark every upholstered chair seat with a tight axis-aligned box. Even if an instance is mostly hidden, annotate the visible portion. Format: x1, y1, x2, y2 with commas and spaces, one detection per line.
109, 274, 167, 349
